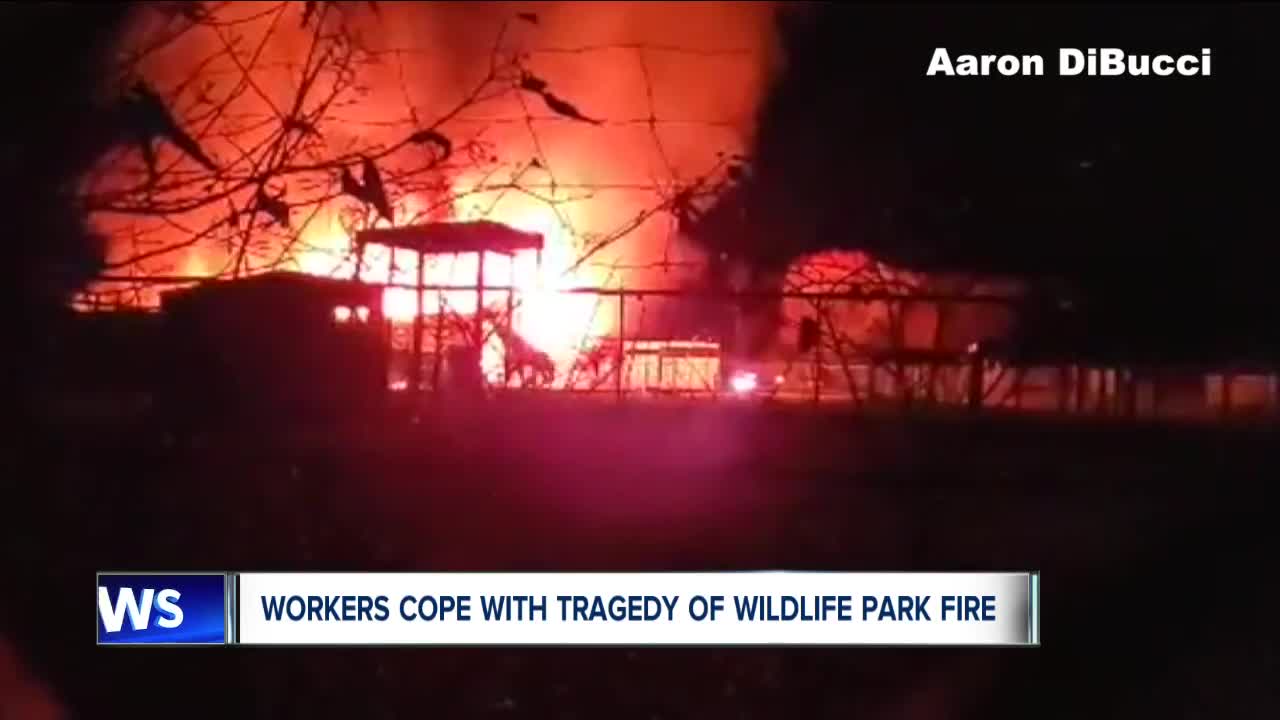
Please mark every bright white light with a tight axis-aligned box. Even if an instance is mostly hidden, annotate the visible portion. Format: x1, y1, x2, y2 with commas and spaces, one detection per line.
355, 305, 371, 323
333, 306, 352, 323
730, 371, 758, 394
774, 374, 785, 385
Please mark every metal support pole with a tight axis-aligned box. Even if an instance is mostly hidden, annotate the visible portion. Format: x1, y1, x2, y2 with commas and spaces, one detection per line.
1057, 365, 1070, 414
1222, 371, 1234, 420
505, 256, 516, 388
475, 251, 486, 351
385, 247, 396, 394
1076, 365, 1087, 413
432, 281, 444, 392
1125, 369, 1139, 418
616, 290, 626, 401
811, 302, 822, 405
411, 252, 424, 394
1152, 373, 1164, 419
967, 351, 983, 413
1098, 368, 1111, 415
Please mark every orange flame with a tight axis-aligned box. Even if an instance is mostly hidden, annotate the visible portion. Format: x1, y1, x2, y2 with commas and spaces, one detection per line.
83, 1, 780, 385
293, 179, 614, 380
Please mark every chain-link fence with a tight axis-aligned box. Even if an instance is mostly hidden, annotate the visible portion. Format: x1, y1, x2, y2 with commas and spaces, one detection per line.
69, 277, 1280, 423
375, 285, 1280, 422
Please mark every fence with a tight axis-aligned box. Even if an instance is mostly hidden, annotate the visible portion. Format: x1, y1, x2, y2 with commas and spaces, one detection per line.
74, 276, 1280, 423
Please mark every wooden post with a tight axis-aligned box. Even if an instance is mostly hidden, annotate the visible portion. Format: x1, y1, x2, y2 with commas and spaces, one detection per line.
967, 349, 983, 413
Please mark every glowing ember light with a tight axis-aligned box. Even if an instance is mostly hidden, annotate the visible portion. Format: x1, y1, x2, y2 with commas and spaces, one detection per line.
774, 374, 786, 385
388, 379, 408, 392
730, 371, 758, 394
333, 306, 352, 323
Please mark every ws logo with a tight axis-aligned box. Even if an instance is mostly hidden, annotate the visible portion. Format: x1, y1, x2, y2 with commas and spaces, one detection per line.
97, 574, 229, 645
97, 587, 183, 632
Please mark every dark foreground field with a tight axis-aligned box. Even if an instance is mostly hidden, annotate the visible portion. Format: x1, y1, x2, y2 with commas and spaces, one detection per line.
4, 401, 1274, 718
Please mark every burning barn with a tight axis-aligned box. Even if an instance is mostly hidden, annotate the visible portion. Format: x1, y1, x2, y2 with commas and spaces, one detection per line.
351, 220, 546, 395
146, 221, 553, 422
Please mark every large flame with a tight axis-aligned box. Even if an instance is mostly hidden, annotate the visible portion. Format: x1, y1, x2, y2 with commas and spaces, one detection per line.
293, 175, 615, 379
83, 1, 780, 383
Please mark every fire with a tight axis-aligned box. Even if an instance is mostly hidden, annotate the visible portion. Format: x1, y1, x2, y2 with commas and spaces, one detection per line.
293, 181, 614, 383
81, 1, 779, 389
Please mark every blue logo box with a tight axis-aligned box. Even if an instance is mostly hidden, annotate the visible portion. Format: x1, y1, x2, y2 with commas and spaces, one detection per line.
97, 573, 229, 645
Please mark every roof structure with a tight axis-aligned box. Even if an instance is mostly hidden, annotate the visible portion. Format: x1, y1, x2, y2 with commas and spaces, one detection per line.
354, 220, 544, 256
159, 271, 381, 310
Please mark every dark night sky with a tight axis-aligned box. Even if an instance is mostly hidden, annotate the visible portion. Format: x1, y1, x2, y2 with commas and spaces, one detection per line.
3, 2, 134, 311
5, 3, 1280, 363
743, 4, 1275, 269
693, 3, 1280, 361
